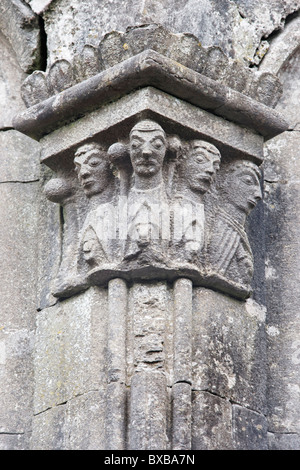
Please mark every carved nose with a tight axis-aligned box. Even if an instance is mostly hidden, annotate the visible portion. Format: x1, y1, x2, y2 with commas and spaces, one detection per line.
80, 166, 91, 178
205, 162, 215, 174
141, 144, 152, 157
255, 186, 262, 201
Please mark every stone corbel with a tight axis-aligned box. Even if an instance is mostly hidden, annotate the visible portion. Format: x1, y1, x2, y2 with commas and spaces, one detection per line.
13, 31, 289, 301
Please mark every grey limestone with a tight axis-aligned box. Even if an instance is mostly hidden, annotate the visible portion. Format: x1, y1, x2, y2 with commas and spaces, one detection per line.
33, 286, 108, 414
0, 0, 42, 73
232, 404, 268, 450
0, 130, 40, 183
263, 44, 300, 442
192, 288, 267, 414
3, 0, 300, 452
0, 182, 39, 450
192, 391, 233, 450
0, 31, 26, 129
14, 50, 289, 142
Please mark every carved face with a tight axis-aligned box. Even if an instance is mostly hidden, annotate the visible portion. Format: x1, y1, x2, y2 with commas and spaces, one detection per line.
184, 140, 221, 194
224, 164, 262, 214
129, 129, 167, 178
74, 144, 112, 197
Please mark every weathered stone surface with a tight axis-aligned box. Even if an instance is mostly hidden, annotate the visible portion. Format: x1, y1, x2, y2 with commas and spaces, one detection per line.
19, 23, 285, 113
127, 282, 171, 381
66, 391, 106, 450
14, 50, 288, 143
31, 404, 67, 450
173, 279, 193, 384
128, 370, 169, 450
0, 182, 39, 327
0, 31, 26, 128
172, 382, 192, 450
41, 0, 299, 67
37, 165, 62, 310
192, 391, 233, 450
260, 14, 300, 77
0, 0, 42, 73
263, 44, 300, 444
192, 288, 267, 414
0, 182, 39, 450
21, 71, 50, 108
0, 130, 40, 182
33, 286, 108, 414
4, 0, 300, 452
0, 327, 35, 449
38, 87, 264, 167
232, 404, 268, 450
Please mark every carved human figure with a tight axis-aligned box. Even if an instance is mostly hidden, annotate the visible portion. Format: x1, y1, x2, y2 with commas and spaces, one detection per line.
74, 142, 115, 203
180, 140, 221, 201
172, 140, 221, 262
208, 159, 262, 293
74, 142, 119, 271
51, 142, 115, 297
124, 120, 170, 263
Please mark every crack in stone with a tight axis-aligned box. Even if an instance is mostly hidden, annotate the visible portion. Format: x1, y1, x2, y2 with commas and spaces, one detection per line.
0, 431, 25, 435
0, 179, 40, 184
33, 389, 101, 416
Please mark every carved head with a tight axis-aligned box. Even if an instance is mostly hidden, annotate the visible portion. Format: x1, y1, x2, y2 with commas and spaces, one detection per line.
74, 142, 113, 197
129, 120, 167, 178
221, 160, 262, 215
184, 140, 221, 194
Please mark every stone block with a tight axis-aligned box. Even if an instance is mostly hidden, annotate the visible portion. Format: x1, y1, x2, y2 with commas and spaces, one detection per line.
192, 288, 267, 413
232, 404, 268, 450
128, 370, 168, 450
0, 0, 41, 73
33, 286, 108, 414
66, 391, 107, 450
191, 390, 233, 450
0, 182, 39, 327
0, 328, 34, 447
0, 32, 26, 128
31, 404, 67, 450
0, 130, 40, 183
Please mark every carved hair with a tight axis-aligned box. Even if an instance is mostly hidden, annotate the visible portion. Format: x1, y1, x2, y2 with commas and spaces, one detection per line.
220, 159, 261, 180
129, 119, 166, 137
74, 142, 107, 160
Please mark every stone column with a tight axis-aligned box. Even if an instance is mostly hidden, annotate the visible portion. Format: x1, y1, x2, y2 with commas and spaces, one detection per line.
6, 0, 298, 451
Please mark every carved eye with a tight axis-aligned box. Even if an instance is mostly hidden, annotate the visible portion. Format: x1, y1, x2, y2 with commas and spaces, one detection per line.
131, 140, 141, 149
152, 139, 163, 149
88, 158, 100, 167
241, 174, 254, 185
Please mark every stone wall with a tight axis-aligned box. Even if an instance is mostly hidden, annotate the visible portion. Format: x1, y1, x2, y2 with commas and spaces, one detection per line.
1, 0, 300, 450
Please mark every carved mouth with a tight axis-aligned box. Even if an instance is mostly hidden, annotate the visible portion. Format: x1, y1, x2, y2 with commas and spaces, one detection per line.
136, 160, 156, 167
248, 199, 258, 207
199, 175, 212, 185
82, 179, 96, 187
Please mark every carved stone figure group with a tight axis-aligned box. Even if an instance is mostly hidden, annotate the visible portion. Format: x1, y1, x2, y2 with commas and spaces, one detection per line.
56, 118, 262, 299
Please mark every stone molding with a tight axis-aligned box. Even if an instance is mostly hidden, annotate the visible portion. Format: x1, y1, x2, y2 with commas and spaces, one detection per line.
14, 49, 288, 141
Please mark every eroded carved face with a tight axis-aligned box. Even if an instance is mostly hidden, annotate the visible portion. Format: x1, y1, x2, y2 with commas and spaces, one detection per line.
224, 163, 262, 215
184, 140, 221, 194
129, 128, 167, 178
74, 144, 112, 197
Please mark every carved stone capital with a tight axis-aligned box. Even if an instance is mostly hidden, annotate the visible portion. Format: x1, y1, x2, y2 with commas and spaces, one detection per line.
13, 36, 289, 300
